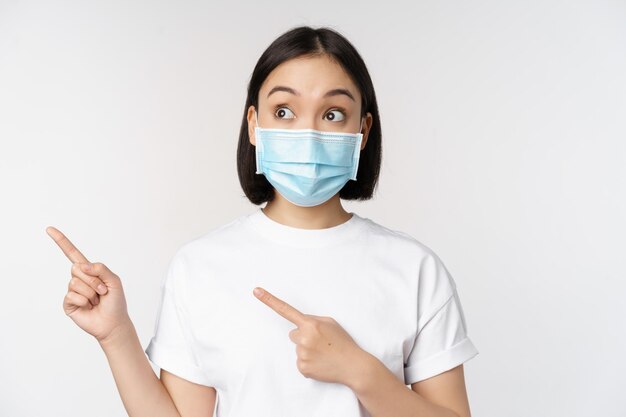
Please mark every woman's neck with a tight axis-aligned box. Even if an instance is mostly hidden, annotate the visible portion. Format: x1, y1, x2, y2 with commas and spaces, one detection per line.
261, 194, 352, 230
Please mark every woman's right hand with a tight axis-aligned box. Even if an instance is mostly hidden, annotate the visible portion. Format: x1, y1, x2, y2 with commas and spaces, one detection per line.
46, 226, 131, 344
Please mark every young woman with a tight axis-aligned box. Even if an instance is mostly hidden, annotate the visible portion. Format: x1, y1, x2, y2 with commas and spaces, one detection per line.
48, 26, 479, 417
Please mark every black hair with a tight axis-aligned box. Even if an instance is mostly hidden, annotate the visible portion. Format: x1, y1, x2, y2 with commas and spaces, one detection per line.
237, 25, 382, 205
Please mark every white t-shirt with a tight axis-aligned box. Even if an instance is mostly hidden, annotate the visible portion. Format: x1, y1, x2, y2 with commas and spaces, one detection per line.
145, 208, 479, 417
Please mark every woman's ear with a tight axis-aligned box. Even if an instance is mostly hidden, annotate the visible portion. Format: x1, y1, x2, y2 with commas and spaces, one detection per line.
360, 112, 373, 151
247, 105, 257, 146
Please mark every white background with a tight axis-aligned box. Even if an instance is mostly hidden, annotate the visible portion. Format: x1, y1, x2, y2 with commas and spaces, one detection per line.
1, 0, 625, 416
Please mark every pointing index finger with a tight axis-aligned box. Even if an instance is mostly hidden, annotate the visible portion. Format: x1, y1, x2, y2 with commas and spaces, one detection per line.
45, 226, 90, 264
254, 287, 306, 326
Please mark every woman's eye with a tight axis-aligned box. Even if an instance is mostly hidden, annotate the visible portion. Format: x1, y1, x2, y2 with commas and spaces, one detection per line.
325, 109, 346, 122
273, 107, 346, 122
274, 107, 295, 119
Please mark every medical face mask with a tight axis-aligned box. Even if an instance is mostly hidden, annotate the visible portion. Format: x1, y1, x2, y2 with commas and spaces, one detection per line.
254, 110, 364, 207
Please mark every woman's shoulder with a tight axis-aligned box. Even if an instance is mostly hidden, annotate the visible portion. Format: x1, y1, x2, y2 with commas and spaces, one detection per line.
356, 214, 439, 260
172, 213, 250, 260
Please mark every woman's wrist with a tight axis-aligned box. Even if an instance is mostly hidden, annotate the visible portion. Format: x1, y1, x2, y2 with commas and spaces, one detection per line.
97, 317, 136, 352
343, 348, 379, 393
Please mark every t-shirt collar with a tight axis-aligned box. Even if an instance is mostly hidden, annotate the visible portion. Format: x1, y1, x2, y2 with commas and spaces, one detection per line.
244, 207, 364, 248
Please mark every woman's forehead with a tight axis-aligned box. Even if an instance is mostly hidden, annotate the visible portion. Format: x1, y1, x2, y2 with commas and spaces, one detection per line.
260, 56, 358, 99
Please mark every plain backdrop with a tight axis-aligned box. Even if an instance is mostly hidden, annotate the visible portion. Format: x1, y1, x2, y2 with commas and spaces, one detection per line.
1, 0, 625, 416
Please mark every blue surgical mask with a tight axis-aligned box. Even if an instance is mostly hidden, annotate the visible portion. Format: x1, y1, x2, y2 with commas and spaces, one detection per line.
254, 110, 364, 207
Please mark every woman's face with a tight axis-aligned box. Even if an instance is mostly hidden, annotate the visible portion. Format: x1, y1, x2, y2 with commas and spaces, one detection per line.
248, 54, 372, 150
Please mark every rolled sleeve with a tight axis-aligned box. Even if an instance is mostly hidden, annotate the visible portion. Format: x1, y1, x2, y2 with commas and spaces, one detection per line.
144, 254, 213, 387
404, 252, 479, 385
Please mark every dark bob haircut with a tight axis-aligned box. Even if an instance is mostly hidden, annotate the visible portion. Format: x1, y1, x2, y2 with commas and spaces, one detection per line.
237, 25, 382, 205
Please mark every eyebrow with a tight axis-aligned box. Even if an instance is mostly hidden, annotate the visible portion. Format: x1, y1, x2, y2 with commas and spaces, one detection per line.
266, 85, 355, 102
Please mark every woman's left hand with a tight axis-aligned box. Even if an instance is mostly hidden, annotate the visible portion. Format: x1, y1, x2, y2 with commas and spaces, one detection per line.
252, 286, 368, 386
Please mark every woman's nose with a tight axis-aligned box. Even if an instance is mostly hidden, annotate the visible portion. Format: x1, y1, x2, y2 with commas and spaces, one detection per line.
296, 118, 319, 130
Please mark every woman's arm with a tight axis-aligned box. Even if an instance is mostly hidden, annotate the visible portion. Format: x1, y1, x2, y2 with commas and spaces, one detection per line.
160, 369, 217, 417
347, 351, 467, 417
99, 320, 183, 417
